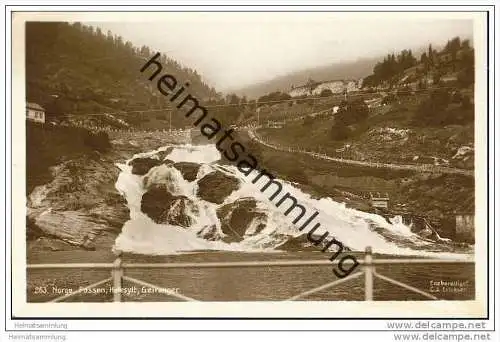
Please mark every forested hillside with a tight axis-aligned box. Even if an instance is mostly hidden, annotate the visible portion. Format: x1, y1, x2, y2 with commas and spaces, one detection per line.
26, 22, 218, 126
363, 37, 474, 89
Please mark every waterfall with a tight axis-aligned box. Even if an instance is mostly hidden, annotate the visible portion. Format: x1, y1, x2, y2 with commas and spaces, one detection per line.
113, 144, 472, 259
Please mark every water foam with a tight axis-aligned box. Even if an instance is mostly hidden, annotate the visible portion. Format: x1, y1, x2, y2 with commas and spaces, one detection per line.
114, 144, 472, 259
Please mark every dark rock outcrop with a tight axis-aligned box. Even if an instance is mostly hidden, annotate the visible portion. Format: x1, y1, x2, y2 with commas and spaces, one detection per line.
196, 171, 240, 204
173, 162, 201, 182
27, 156, 131, 250
141, 185, 197, 227
216, 198, 267, 242
129, 157, 162, 175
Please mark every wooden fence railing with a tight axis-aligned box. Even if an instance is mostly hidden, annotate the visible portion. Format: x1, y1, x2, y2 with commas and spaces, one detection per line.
248, 129, 474, 177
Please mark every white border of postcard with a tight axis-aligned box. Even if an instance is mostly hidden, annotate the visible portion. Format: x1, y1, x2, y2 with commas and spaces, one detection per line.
3, 4, 497, 331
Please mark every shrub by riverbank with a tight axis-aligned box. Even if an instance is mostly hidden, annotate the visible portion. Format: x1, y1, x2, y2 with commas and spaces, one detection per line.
27, 122, 111, 194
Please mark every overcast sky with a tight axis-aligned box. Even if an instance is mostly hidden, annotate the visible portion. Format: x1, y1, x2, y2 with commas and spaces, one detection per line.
89, 13, 473, 91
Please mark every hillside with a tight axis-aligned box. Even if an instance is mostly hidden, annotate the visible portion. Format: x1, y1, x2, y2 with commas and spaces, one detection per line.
25, 22, 218, 128
230, 35, 472, 100
363, 37, 474, 90
235, 34, 476, 236
231, 57, 378, 99
251, 91, 474, 227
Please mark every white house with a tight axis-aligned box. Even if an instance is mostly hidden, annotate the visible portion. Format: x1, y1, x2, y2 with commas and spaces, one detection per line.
26, 102, 45, 123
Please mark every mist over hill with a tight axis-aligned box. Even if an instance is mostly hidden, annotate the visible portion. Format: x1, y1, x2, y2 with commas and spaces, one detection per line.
228, 33, 472, 100
229, 57, 379, 99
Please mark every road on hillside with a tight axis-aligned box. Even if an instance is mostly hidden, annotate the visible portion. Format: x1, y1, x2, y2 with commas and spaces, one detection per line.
247, 129, 474, 177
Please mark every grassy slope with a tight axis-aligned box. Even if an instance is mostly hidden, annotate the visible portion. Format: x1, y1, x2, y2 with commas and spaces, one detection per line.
239, 98, 474, 240
259, 97, 474, 168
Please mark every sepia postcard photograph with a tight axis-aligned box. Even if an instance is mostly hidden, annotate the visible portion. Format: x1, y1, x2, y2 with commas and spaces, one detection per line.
6, 7, 495, 324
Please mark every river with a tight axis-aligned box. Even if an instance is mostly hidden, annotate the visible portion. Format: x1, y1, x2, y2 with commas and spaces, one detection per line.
27, 142, 475, 302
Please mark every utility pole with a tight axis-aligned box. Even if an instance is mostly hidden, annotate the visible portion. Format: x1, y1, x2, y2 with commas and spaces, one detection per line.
169, 110, 172, 132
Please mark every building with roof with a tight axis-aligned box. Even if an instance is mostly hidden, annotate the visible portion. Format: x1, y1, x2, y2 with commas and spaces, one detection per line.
26, 102, 45, 123
289, 85, 313, 97
311, 80, 345, 96
288, 79, 319, 98
290, 78, 360, 98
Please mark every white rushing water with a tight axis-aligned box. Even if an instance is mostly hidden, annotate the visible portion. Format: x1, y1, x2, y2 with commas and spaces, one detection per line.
113, 144, 472, 259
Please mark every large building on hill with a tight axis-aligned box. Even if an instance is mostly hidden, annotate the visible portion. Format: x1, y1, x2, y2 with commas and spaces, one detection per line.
289, 79, 360, 97
311, 80, 345, 95
289, 84, 313, 97
289, 79, 319, 97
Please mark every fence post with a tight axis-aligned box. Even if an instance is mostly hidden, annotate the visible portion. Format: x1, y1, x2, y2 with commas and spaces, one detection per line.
364, 246, 374, 301
112, 255, 123, 302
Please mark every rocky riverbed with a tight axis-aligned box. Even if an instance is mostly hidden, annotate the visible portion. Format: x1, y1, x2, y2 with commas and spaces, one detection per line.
26, 127, 473, 256
27, 130, 190, 252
